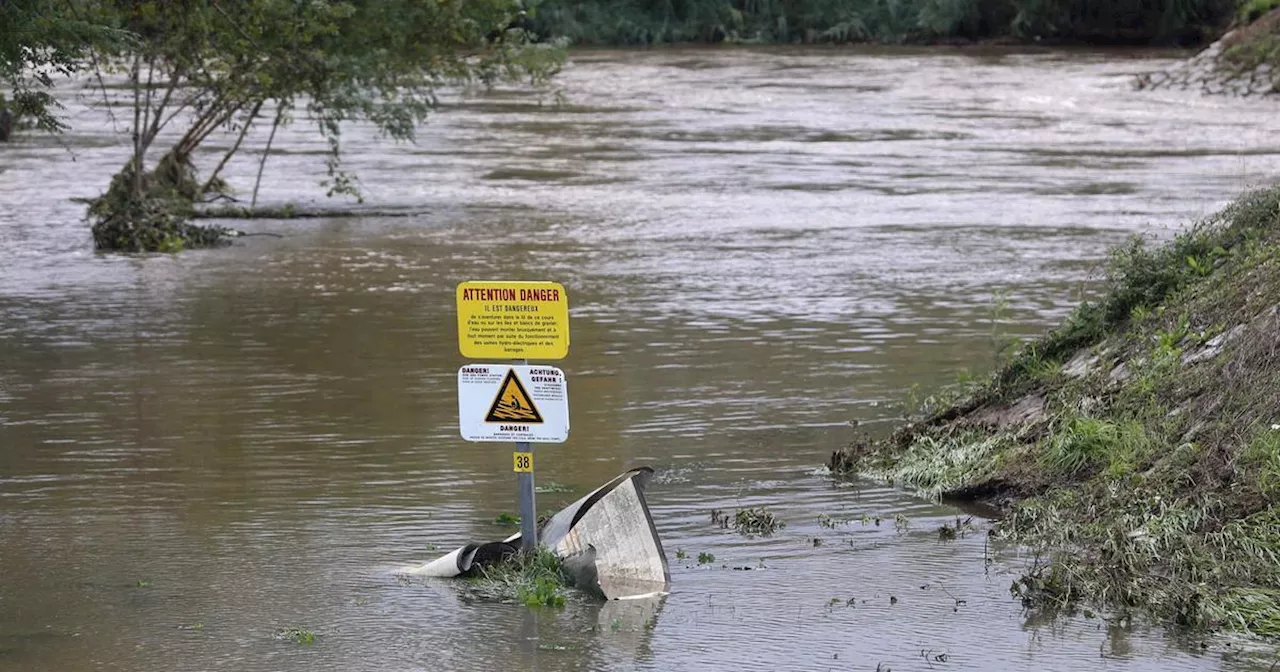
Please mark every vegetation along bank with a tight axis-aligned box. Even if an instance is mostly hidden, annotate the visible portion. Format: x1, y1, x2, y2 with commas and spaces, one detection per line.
829, 187, 1280, 638
525, 0, 1274, 46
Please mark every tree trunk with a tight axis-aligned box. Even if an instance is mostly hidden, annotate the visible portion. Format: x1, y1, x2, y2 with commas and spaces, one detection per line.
0, 106, 12, 142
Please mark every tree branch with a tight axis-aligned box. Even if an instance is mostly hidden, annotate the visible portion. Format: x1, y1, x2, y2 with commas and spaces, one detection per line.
252, 103, 286, 208
130, 54, 143, 196
200, 100, 263, 197
139, 54, 156, 162
184, 101, 244, 155
142, 64, 184, 153
173, 97, 231, 158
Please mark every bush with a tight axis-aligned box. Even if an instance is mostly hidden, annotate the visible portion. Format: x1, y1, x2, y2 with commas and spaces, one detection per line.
88, 153, 234, 252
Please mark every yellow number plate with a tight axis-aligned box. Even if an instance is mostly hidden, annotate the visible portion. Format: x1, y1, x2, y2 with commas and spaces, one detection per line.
513, 451, 534, 473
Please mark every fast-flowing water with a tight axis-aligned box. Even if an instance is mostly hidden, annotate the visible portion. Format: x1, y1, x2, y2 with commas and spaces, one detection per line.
2, 47, 1279, 672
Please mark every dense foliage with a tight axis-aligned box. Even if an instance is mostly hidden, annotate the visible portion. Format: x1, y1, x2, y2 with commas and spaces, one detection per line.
528, 0, 1239, 45
0, 0, 124, 135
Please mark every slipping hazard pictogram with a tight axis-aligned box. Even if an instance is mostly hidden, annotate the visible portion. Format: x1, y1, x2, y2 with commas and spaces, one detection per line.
485, 370, 544, 423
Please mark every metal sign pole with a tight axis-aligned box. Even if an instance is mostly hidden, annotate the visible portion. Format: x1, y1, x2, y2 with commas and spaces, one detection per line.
517, 438, 536, 554
516, 358, 536, 554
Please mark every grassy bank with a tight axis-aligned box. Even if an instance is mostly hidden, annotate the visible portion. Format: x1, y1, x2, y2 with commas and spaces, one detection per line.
830, 186, 1280, 638
528, 0, 1242, 46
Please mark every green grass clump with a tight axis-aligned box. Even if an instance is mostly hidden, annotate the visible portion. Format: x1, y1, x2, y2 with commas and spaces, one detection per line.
883, 432, 1009, 498
519, 576, 566, 608
1040, 416, 1150, 478
467, 548, 570, 608
1240, 424, 1280, 495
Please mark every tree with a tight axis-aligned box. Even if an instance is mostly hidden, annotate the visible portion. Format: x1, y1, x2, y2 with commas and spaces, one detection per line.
0, 0, 125, 137
84, 0, 563, 252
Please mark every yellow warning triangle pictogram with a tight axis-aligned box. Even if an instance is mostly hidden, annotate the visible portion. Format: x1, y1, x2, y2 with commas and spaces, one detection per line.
485, 369, 544, 423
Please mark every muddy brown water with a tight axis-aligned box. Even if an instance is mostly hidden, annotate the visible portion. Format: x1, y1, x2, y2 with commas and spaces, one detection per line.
3, 47, 1280, 671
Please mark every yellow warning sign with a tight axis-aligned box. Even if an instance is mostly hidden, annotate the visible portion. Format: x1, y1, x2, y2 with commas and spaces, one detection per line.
485, 370, 544, 423
513, 452, 533, 473
456, 281, 569, 360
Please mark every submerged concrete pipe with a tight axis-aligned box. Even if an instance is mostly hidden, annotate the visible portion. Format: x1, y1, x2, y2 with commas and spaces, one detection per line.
409, 541, 518, 578
409, 467, 670, 599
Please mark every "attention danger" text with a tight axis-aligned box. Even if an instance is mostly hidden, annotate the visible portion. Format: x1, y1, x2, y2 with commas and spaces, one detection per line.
461, 287, 561, 302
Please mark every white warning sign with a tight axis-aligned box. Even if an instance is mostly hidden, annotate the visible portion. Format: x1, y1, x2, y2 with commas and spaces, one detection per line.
458, 364, 569, 443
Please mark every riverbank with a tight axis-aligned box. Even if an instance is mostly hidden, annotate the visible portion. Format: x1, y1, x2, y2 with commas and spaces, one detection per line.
829, 186, 1280, 638
1138, 7, 1280, 95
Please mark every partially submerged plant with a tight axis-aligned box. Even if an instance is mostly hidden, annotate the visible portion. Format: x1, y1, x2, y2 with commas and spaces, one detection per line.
466, 547, 570, 608
733, 507, 784, 536
274, 628, 317, 645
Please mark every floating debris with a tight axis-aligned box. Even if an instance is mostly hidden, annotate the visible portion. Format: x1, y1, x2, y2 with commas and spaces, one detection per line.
409, 468, 670, 600
274, 629, 317, 645
733, 507, 785, 536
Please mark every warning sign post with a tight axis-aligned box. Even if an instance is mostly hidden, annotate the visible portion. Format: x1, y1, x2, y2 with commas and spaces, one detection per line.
456, 280, 572, 554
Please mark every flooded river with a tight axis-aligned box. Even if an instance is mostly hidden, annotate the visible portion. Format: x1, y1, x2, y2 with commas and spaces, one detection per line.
2, 47, 1280, 671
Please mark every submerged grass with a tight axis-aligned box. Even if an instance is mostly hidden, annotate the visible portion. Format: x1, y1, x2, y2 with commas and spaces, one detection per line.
466, 548, 571, 608
830, 186, 1280, 640
274, 628, 317, 645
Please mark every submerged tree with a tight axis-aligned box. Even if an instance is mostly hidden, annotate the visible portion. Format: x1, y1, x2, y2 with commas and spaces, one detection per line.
83, 0, 562, 252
